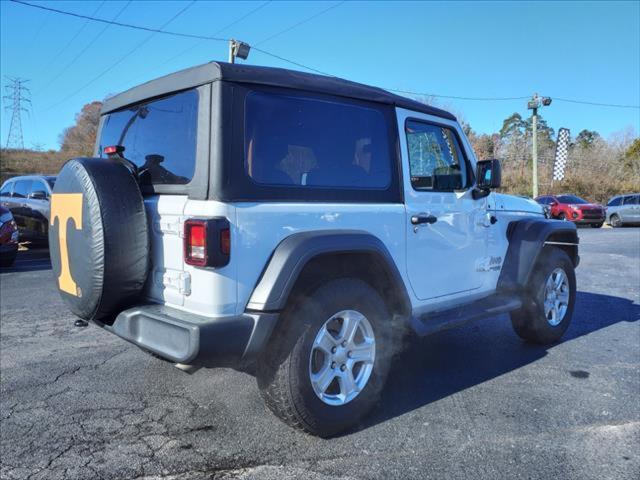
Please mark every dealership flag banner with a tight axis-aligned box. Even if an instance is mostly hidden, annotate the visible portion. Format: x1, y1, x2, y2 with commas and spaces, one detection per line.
553, 128, 570, 181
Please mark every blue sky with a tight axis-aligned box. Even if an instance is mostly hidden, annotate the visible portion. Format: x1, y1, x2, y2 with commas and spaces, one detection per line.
1, 0, 639, 150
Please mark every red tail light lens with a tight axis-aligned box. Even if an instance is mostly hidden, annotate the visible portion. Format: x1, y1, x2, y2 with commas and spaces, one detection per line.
184, 218, 231, 268
185, 220, 207, 266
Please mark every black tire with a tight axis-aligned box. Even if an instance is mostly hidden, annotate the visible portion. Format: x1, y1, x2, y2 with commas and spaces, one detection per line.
510, 247, 576, 344
610, 214, 622, 228
49, 158, 149, 322
256, 278, 397, 437
590, 222, 603, 228
557, 212, 566, 221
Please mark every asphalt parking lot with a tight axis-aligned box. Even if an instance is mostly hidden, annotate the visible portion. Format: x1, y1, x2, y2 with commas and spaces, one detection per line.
1, 228, 638, 480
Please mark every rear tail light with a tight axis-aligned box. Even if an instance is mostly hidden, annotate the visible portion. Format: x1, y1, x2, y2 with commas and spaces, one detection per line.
184, 218, 230, 267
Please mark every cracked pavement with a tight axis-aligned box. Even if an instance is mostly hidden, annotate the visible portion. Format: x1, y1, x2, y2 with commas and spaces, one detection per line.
1, 228, 639, 479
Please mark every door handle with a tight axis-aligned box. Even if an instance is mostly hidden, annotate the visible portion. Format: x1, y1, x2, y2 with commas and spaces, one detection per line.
411, 214, 438, 225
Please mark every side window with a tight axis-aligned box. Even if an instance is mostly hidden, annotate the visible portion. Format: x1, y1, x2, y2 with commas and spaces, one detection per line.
244, 91, 392, 189
405, 120, 469, 191
0, 182, 13, 197
31, 181, 49, 199
13, 180, 32, 199
538, 197, 549, 204
622, 195, 637, 205
607, 197, 621, 206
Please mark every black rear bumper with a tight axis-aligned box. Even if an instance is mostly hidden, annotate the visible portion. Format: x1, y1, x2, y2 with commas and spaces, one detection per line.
101, 304, 278, 367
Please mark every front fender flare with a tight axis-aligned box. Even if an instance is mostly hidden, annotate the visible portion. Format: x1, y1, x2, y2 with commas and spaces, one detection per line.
498, 219, 579, 292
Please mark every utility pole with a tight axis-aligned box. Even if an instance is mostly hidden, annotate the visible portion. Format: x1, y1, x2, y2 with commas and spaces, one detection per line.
3, 77, 31, 150
527, 93, 552, 198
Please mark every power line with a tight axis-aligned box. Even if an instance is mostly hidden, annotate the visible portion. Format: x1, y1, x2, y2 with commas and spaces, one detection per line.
253, 1, 346, 46
554, 97, 640, 109
44, 1, 196, 111
38, 1, 106, 77
36, 1, 132, 94
10, 0, 228, 42
3, 77, 31, 149
10, 0, 640, 110
385, 88, 529, 102
154, 1, 271, 73
251, 46, 334, 76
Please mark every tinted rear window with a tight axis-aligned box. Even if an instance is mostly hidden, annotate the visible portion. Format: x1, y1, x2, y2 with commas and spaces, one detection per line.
244, 91, 391, 189
13, 180, 32, 198
99, 89, 198, 185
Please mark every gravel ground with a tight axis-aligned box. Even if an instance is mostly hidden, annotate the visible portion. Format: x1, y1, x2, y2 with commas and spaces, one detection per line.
1, 228, 638, 480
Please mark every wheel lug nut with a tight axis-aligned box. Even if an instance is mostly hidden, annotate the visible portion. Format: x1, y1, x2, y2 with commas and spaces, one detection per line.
331, 346, 337, 354
340, 364, 346, 371
341, 341, 347, 348
347, 351, 352, 358
331, 362, 336, 369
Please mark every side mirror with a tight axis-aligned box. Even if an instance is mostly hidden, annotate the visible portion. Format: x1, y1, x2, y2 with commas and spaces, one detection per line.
29, 190, 47, 200
549, 200, 558, 206
476, 159, 501, 189
472, 159, 501, 199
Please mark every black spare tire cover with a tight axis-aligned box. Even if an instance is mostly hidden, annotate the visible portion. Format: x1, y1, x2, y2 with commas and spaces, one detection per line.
49, 157, 150, 321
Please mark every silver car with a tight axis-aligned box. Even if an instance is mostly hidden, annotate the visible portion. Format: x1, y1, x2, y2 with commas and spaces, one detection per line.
606, 193, 640, 227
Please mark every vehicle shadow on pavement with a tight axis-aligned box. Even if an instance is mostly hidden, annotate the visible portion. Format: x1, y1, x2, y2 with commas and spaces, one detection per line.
353, 290, 640, 434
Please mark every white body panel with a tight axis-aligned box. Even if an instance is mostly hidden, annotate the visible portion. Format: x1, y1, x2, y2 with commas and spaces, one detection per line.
233, 203, 407, 315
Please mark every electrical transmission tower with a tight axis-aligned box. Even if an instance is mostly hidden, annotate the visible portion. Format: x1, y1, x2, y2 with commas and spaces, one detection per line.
3, 77, 31, 150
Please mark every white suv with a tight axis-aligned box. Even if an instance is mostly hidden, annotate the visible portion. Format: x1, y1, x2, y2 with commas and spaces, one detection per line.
48, 62, 579, 437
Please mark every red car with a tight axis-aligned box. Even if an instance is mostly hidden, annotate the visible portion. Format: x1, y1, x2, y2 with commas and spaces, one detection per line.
0, 205, 19, 266
535, 194, 606, 228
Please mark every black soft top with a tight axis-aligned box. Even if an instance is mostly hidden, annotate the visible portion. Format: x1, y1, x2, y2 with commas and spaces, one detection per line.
101, 61, 456, 121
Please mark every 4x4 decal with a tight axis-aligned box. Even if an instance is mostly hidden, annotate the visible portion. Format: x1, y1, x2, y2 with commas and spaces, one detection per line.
50, 193, 83, 296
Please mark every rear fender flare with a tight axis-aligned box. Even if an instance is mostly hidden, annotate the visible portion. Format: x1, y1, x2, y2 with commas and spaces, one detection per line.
246, 230, 410, 314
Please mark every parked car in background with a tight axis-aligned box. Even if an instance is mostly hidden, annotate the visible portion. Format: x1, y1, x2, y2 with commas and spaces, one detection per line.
606, 193, 640, 227
535, 194, 606, 227
0, 205, 19, 267
0, 175, 56, 244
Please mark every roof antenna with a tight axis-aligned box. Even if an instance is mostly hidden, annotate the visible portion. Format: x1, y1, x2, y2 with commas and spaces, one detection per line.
228, 39, 251, 64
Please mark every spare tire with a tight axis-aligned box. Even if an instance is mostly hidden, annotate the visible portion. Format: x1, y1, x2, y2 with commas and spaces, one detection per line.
49, 157, 149, 322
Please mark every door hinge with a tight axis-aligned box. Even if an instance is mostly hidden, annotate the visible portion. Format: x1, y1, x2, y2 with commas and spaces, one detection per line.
153, 217, 185, 237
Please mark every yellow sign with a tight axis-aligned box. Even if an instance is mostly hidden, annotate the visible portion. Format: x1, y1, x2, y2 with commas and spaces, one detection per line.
50, 193, 83, 296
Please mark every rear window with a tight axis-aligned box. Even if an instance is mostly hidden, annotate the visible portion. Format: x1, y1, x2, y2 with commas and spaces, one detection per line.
13, 180, 32, 198
244, 91, 391, 189
99, 89, 199, 185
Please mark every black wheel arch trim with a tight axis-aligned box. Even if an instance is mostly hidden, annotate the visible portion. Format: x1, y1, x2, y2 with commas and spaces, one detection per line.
498, 218, 579, 292
246, 229, 411, 314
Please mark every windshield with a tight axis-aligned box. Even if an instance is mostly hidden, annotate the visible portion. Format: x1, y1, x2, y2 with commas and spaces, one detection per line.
557, 195, 589, 204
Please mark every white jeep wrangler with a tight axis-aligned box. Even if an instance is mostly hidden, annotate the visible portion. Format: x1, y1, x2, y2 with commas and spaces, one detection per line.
49, 62, 578, 437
